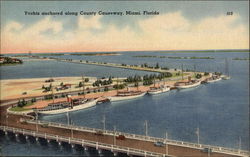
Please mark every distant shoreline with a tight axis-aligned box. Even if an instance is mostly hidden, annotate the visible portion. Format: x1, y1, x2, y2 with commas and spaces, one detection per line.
1, 49, 249, 55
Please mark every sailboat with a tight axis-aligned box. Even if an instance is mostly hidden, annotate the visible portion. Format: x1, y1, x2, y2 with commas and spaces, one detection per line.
222, 58, 231, 80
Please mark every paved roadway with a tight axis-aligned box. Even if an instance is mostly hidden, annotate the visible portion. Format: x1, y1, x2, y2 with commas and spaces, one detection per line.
0, 104, 247, 157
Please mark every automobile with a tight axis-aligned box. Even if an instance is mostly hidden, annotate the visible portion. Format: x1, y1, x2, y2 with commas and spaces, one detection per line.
202, 148, 212, 153
116, 135, 126, 140
19, 118, 27, 124
94, 130, 104, 136
41, 123, 49, 128
154, 141, 165, 147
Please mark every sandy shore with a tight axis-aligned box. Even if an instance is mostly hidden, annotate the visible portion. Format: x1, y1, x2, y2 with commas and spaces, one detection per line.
0, 76, 97, 101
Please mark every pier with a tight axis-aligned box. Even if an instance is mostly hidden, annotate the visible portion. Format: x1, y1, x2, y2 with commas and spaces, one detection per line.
0, 104, 249, 157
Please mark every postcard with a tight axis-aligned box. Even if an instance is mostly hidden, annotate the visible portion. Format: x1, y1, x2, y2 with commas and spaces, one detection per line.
0, 1, 249, 157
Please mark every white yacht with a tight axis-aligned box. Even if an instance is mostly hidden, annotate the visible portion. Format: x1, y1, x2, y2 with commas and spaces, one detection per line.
108, 91, 146, 102
221, 75, 231, 80
147, 85, 170, 95
175, 80, 201, 89
206, 75, 222, 83
35, 98, 98, 115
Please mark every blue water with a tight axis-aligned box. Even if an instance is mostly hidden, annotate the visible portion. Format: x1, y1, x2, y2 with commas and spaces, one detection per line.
0, 51, 249, 156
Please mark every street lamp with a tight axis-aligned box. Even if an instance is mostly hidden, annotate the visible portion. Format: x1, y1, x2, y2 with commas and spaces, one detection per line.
35, 109, 38, 132
6, 112, 8, 126
144, 120, 148, 137
113, 125, 116, 145
165, 131, 168, 155
196, 127, 200, 145
71, 122, 73, 139
238, 136, 241, 153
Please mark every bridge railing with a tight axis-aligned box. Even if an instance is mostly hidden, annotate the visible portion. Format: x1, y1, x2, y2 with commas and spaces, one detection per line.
28, 120, 249, 156
1, 125, 166, 157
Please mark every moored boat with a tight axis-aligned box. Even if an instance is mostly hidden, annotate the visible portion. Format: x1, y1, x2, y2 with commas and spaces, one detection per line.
35, 98, 98, 115
221, 75, 231, 80
108, 91, 146, 102
205, 75, 222, 83
175, 80, 201, 89
148, 85, 170, 95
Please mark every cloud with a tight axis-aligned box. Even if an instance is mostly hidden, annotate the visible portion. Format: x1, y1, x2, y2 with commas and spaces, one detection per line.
1, 12, 249, 53
78, 16, 102, 30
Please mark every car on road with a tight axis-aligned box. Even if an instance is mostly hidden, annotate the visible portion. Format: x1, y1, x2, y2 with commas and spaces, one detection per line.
202, 147, 212, 153
94, 130, 104, 136
116, 135, 126, 140
154, 141, 165, 147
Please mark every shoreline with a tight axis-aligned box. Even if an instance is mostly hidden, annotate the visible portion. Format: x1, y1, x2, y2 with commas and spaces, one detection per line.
0, 76, 98, 101
1, 49, 249, 55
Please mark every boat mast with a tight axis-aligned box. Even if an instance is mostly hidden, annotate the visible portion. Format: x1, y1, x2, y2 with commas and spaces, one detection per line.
164, 73, 166, 86
116, 77, 119, 93
194, 64, 196, 78
136, 79, 139, 91
51, 82, 55, 103
225, 58, 229, 76
181, 64, 184, 80
81, 75, 85, 98
153, 77, 156, 87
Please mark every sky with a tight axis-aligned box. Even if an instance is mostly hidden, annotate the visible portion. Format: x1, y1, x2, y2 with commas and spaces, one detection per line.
0, 1, 249, 54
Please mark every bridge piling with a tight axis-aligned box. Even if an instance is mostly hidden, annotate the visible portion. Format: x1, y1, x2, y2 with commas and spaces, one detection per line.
98, 149, 102, 155
0, 125, 249, 157
96, 142, 98, 150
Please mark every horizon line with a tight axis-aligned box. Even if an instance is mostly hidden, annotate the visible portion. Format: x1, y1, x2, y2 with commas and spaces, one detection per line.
1, 48, 249, 54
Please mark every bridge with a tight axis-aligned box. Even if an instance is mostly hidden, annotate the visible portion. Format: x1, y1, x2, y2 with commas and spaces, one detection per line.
0, 103, 249, 157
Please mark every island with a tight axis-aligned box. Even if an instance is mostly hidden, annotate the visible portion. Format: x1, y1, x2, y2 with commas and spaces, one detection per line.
0, 56, 23, 66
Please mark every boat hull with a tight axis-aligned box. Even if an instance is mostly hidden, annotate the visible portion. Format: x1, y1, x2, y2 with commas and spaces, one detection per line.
206, 77, 222, 83
148, 87, 170, 95
176, 81, 201, 89
37, 99, 98, 115
222, 76, 231, 80
108, 92, 146, 102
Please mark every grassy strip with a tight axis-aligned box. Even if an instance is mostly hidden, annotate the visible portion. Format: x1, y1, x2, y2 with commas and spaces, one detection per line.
9, 106, 32, 112
9, 102, 33, 112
